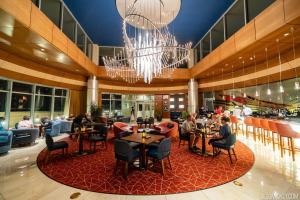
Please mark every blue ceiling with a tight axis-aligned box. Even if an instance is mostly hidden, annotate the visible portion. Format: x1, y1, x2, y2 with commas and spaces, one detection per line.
63, 0, 234, 47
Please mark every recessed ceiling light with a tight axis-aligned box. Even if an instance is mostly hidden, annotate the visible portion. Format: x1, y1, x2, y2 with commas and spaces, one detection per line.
45, 58, 48, 61
238, 56, 242, 59
225, 64, 228, 66
284, 32, 290, 37
76, 69, 79, 72
41, 48, 45, 52
249, 57, 253, 60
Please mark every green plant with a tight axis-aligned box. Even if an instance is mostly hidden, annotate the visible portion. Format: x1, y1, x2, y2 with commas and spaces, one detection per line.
90, 103, 101, 121
181, 111, 189, 119
155, 110, 162, 117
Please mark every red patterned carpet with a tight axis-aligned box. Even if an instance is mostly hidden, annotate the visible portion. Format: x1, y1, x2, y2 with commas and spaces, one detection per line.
37, 133, 254, 195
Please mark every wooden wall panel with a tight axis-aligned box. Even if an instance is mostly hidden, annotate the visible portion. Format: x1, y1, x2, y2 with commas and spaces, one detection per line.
30, 5, 53, 43
220, 36, 236, 60
52, 26, 68, 52
69, 89, 87, 117
0, 0, 31, 27
255, 0, 285, 40
234, 21, 256, 51
284, 0, 300, 24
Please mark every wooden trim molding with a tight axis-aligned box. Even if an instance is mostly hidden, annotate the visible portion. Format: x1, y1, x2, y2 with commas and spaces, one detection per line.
99, 83, 188, 94
0, 58, 86, 87
199, 57, 300, 89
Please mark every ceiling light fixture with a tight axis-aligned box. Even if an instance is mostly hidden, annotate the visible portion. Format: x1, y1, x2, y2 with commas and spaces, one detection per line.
242, 60, 247, 98
265, 48, 271, 96
103, 0, 191, 84
253, 53, 259, 97
276, 39, 284, 93
290, 27, 299, 90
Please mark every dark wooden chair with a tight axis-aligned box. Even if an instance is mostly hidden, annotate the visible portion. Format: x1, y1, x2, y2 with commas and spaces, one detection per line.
146, 137, 172, 175
212, 134, 237, 164
114, 139, 141, 179
89, 124, 108, 152
45, 134, 68, 163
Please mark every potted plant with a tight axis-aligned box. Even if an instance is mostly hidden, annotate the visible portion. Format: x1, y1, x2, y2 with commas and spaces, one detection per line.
90, 103, 101, 122
155, 110, 162, 122
181, 111, 189, 120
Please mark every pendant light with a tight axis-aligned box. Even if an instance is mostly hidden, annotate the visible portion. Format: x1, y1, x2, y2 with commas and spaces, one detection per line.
212, 71, 215, 100
231, 65, 235, 99
242, 60, 247, 98
276, 39, 284, 93
291, 27, 299, 90
222, 67, 225, 100
265, 47, 272, 95
253, 53, 259, 97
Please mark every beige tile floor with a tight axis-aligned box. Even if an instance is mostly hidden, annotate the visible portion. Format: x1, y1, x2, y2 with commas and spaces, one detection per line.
0, 134, 299, 200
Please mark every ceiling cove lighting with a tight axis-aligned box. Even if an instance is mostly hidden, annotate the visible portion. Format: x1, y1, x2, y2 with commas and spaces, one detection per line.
103, 0, 191, 84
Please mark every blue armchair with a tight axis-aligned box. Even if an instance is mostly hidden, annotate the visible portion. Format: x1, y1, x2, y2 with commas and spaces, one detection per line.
146, 137, 172, 175
45, 120, 61, 137
11, 128, 39, 146
59, 120, 72, 133
212, 134, 237, 164
114, 139, 141, 179
0, 130, 13, 154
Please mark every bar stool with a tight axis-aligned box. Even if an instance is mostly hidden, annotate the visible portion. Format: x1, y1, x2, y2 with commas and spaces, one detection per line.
275, 122, 300, 161
260, 119, 271, 145
251, 118, 262, 142
230, 115, 239, 135
243, 117, 253, 138
268, 120, 281, 151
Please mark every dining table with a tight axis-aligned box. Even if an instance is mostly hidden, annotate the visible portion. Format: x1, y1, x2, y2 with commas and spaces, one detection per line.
121, 133, 165, 169
73, 128, 98, 156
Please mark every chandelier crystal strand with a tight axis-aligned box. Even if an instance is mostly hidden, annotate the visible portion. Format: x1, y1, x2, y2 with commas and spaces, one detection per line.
103, 0, 191, 84
276, 39, 284, 93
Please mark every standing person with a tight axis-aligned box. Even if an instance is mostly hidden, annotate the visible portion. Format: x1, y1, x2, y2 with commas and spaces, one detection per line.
233, 106, 242, 119
242, 105, 252, 116
130, 106, 135, 121
181, 115, 200, 151
18, 116, 34, 129
215, 106, 223, 116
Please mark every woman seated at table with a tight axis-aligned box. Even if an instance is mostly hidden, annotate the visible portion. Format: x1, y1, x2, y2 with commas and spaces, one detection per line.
208, 116, 231, 147
181, 114, 200, 151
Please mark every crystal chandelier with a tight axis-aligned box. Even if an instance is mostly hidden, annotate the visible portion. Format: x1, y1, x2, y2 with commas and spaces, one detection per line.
103, 0, 192, 84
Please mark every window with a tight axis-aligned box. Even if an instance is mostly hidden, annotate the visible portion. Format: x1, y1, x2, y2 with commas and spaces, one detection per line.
54, 97, 65, 112
41, 0, 62, 27
225, 0, 245, 39
179, 105, 185, 109
201, 33, 211, 58
11, 94, 31, 111
77, 25, 86, 52
170, 105, 175, 109
13, 82, 32, 93
211, 19, 224, 50
32, 0, 40, 7
62, 7, 76, 42
0, 92, 6, 118
99, 47, 115, 66
0, 80, 8, 90
55, 89, 67, 96
86, 39, 93, 58
35, 96, 52, 111
246, 0, 274, 22
36, 86, 52, 95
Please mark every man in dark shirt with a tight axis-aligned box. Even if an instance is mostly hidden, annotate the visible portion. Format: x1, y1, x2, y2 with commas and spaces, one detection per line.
208, 116, 231, 145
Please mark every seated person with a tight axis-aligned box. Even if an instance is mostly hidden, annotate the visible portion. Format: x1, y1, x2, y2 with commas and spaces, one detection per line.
208, 116, 232, 146
40, 116, 52, 129
0, 117, 6, 131
181, 114, 200, 151
18, 116, 34, 129
223, 110, 231, 117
